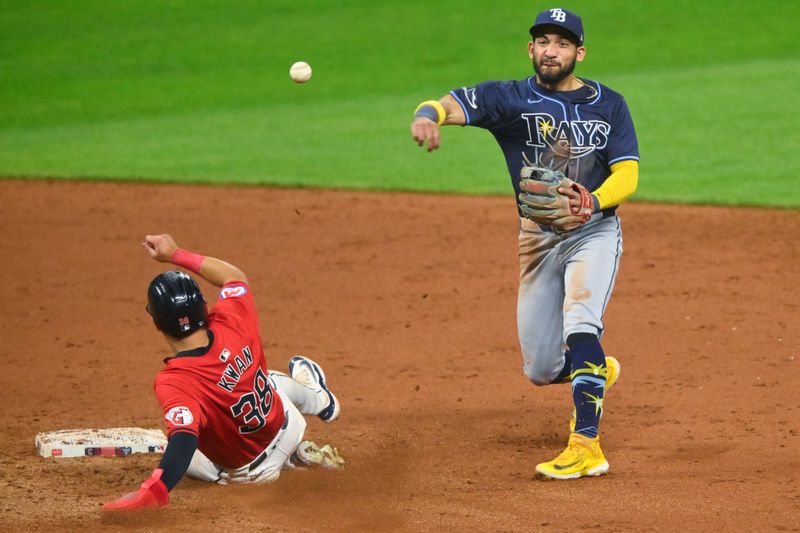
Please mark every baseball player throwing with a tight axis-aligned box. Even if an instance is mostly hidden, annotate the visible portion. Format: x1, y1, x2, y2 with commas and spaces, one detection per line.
411, 7, 639, 479
104, 234, 342, 510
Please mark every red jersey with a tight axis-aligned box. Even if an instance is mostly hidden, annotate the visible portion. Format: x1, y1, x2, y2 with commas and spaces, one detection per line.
154, 281, 285, 469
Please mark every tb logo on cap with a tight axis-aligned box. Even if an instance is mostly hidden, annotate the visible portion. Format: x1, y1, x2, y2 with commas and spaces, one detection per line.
549, 8, 567, 22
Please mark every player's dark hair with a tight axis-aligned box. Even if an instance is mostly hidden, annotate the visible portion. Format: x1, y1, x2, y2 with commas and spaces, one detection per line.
146, 271, 208, 338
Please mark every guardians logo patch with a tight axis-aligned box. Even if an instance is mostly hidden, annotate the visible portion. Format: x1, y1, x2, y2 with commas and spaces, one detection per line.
165, 406, 193, 426
220, 285, 247, 299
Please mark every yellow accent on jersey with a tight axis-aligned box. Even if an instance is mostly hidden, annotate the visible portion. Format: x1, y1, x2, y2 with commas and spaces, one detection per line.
414, 99, 446, 125
538, 119, 555, 137
593, 160, 639, 210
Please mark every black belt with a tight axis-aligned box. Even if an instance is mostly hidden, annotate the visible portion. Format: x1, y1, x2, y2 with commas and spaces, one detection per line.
248, 411, 289, 472
536, 209, 616, 234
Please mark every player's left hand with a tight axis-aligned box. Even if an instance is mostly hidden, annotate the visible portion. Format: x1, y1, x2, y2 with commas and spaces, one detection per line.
557, 183, 585, 210
518, 165, 594, 234
142, 234, 179, 263
103, 469, 169, 512
551, 181, 594, 233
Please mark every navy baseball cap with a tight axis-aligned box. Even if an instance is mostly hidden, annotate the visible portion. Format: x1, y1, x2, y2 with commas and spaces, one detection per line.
529, 7, 584, 46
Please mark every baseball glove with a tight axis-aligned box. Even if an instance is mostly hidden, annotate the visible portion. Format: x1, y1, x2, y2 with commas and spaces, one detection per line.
517, 162, 594, 234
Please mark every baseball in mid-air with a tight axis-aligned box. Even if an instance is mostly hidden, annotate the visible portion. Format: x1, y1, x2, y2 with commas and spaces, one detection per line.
289, 61, 312, 83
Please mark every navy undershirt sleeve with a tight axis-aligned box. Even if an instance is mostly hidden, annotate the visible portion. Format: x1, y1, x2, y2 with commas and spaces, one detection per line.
157, 431, 199, 491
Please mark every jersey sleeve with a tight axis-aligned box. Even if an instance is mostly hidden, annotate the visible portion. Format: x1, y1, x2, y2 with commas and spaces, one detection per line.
210, 281, 259, 334
606, 97, 640, 166
448, 81, 509, 129
155, 377, 205, 438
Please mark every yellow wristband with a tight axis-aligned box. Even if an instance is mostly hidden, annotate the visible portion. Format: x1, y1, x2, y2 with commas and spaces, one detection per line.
414, 100, 446, 125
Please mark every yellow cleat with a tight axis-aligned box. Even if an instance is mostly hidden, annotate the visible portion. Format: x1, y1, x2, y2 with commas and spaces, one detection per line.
535, 433, 609, 480
569, 355, 620, 432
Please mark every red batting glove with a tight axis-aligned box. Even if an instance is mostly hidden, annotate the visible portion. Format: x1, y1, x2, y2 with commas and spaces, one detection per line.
103, 468, 170, 511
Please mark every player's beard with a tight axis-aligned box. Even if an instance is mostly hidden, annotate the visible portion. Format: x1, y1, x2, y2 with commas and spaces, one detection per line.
533, 56, 576, 85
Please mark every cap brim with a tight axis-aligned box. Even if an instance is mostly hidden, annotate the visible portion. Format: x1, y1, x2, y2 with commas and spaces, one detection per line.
529, 23, 582, 45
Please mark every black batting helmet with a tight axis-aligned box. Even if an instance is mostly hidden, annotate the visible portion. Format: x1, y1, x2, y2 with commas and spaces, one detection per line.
146, 271, 208, 338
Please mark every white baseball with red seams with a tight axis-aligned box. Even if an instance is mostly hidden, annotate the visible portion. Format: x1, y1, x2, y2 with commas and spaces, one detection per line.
289, 61, 312, 83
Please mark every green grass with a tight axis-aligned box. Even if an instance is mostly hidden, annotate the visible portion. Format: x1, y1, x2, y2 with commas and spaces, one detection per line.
1, 0, 799, 207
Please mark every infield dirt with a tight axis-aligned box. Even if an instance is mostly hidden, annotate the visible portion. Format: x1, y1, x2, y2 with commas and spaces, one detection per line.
1, 179, 798, 532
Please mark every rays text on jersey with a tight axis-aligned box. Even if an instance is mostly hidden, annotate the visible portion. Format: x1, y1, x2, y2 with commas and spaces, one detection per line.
521, 113, 610, 157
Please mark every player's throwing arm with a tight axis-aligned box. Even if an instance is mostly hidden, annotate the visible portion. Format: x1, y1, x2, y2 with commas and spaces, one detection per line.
410, 96, 466, 152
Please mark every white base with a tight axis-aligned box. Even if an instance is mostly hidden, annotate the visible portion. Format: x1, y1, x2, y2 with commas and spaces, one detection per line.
35, 427, 167, 458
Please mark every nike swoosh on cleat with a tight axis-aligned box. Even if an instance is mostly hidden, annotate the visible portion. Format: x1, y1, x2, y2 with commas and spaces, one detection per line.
553, 460, 582, 470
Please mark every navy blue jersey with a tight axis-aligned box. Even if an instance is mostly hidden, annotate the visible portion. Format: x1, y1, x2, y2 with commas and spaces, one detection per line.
450, 77, 639, 210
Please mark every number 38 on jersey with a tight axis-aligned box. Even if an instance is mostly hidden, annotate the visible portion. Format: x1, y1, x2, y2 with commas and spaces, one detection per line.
229, 367, 274, 434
